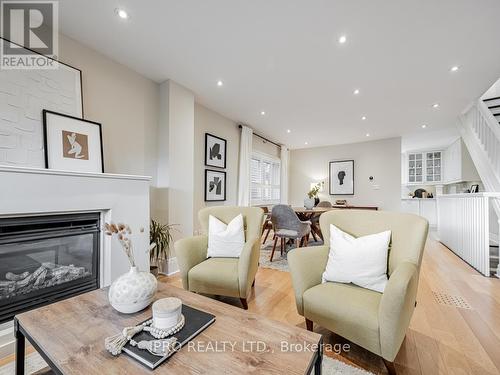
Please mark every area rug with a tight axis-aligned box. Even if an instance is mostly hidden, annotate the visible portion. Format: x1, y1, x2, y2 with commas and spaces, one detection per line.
1, 351, 374, 375
0, 351, 47, 375
260, 238, 323, 272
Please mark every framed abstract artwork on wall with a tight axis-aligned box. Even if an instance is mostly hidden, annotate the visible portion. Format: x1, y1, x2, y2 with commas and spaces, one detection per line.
329, 160, 354, 195
205, 169, 226, 201
205, 133, 227, 169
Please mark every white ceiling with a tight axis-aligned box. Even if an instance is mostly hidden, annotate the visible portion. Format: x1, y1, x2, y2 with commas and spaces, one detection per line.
58, 0, 500, 149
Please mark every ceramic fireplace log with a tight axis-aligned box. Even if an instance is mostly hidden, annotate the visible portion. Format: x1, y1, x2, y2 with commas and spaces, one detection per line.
0, 263, 88, 297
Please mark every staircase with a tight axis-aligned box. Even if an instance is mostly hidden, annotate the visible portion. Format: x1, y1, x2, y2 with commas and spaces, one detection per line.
459, 97, 500, 277
483, 96, 500, 125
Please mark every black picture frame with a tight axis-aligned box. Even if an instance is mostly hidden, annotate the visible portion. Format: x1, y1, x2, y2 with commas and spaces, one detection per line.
205, 133, 227, 169
42, 109, 104, 173
205, 169, 227, 201
0, 37, 84, 117
470, 184, 479, 193
329, 160, 355, 195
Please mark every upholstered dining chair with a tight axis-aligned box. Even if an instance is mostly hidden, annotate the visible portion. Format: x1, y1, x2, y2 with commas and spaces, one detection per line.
316, 201, 333, 208
288, 210, 428, 374
174, 206, 264, 310
270, 204, 311, 262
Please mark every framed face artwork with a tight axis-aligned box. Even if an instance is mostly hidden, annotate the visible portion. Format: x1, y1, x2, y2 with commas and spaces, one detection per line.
329, 160, 354, 195
205, 133, 227, 169
43, 110, 104, 173
205, 169, 226, 201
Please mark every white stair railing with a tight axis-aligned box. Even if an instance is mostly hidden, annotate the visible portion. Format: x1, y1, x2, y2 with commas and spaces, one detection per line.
459, 99, 500, 276
437, 193, 500, 276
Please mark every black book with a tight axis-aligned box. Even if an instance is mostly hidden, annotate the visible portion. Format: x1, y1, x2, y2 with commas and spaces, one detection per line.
122, 304, 216, 369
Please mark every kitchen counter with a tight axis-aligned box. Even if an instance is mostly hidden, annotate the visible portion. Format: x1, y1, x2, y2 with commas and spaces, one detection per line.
401, 197, 435, 200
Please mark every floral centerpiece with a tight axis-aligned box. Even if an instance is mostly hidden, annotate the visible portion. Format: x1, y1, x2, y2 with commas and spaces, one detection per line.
105, 222, 157, 314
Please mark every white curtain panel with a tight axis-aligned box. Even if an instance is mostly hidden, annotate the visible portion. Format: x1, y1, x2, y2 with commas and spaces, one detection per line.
237, 125, 253, 206
280, 146, 289, 204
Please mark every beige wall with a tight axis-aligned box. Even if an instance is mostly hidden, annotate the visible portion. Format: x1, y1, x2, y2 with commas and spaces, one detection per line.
253, 136, 280, 159
58, 34, 164, 219
59, 34, 159, 180
289, 137, 402, 211
193, 103, 240, 232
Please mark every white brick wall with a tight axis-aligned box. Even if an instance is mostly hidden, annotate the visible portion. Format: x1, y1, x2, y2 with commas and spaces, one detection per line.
0, 67, 82, 167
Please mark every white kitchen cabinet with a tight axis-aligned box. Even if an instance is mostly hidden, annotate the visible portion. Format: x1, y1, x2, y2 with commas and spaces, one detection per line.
420, 199, 437, 226
443, 139, 480, 184
401, 199, 420, 215
401, 198, 437, 227
405, 150, 442, 184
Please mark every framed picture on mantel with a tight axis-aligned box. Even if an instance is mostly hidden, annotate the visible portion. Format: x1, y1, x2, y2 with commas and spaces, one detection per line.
329, 160, 354, 195
43, 110, 104, 173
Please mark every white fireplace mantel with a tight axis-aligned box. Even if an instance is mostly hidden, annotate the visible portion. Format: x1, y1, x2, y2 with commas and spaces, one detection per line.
0, 165, 152, 357
0, 165, 152, 286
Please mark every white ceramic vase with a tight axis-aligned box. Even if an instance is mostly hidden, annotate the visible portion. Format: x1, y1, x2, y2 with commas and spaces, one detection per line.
108, 266, 157, 314
304, 197, 315, 209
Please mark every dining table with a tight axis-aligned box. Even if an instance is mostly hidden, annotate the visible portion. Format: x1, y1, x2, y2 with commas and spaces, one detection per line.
292, 205, 378, 240
293, 207, 333, 241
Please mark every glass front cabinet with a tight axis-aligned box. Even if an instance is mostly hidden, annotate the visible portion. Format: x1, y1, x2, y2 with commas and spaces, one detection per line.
407, 151, 442, 184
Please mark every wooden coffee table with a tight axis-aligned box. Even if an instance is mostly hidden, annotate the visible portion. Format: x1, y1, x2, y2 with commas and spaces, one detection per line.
14, 283, 322, 374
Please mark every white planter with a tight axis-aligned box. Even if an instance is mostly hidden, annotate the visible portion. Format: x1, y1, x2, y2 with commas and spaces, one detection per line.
304, 197, 315, 209
108, 266, 157, 314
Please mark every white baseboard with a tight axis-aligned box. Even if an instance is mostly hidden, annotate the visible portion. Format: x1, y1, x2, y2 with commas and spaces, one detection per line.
158, 257, 179, 276
167, 257, 179, 275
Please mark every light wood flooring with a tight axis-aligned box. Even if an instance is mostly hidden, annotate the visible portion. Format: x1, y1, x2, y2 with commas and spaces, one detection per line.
2, 235, 500, 374
163, 235, 500, 375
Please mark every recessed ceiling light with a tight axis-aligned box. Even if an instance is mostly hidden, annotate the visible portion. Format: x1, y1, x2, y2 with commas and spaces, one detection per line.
115, 8, 129, 19
361, 116, 367, 120
353, 89, 360, 95
432, 103, 439, 109
421, 124, 427, 129
260, 111, 266, 116
217, 80, 223, 87
287, 129, 291, 133
338, 35, 347, 44
366, 133, 370, 137
450, 66, 460, 72
304, 141, 308, 145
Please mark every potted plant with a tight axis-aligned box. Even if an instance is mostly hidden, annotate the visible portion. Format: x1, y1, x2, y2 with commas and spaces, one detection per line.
149, 220, 176, 276
304, 183, 322, 209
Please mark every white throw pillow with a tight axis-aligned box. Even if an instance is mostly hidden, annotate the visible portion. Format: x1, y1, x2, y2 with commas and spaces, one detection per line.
207, 214, 245, 258
322, 224, 391, 293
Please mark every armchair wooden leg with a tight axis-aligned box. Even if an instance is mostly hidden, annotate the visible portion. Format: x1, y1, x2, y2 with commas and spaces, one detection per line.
383, 359, 397, 375
304, 236, 309, 247
305, 318, 313, 331
311, 230, 318, 242
270, 237, 278, 262
240, 298, 248, 310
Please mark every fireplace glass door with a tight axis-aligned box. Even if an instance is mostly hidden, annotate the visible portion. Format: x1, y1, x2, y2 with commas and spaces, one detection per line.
0, 213, 100, 322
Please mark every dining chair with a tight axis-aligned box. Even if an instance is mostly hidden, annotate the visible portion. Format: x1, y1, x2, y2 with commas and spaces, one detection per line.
270, 204, 311, 262
260, 206, 273, 244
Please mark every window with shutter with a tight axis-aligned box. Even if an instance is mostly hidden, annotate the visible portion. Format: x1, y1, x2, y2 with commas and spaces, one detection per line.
250, 152, 281, 205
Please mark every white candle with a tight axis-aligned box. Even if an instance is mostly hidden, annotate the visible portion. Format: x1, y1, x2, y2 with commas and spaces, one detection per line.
152, 297, 182, 330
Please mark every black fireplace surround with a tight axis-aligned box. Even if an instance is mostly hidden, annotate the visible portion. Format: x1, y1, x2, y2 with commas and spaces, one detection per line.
0, 213, 100, 323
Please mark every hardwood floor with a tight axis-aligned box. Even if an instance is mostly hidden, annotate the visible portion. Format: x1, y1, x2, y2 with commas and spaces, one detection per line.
2, 235, 499, 374
163, 234, 500, 375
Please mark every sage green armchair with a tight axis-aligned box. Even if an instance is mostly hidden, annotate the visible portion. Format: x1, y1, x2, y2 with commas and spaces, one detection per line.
288, 210, 428, 371
174, 206, 264, 309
